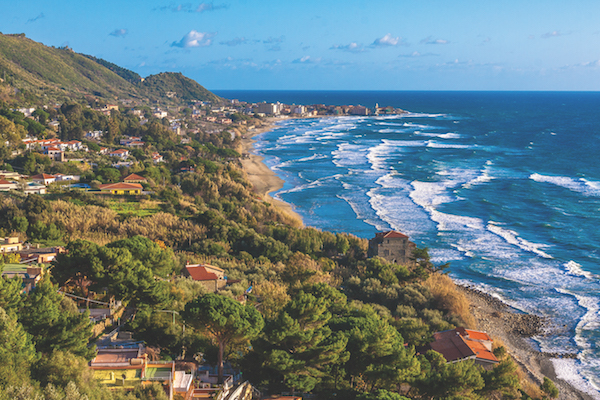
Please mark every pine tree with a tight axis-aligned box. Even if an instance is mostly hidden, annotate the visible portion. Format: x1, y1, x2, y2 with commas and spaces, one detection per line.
329, 303, 420, 392
252, 291, 349, 394
19, 277, 95, 360
0, 307, 37, 389
0, 275, 23, 315
182, 293, 264, 383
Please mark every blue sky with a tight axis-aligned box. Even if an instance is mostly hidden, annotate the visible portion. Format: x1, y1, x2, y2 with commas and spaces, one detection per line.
3, 0, 600, 90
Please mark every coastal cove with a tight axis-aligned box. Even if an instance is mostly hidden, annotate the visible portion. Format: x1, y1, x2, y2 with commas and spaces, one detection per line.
220, 90, 600, 399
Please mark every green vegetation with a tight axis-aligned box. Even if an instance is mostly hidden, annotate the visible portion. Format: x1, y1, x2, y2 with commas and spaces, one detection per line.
141, 72, 221, 103
0, 32, 221, 105
81, 54, 142, 83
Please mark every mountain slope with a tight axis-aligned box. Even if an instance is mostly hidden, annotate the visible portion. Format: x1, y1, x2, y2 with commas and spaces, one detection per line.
141, 72, 221, 103
0, 33, 221, 105
0, 33, 140, 100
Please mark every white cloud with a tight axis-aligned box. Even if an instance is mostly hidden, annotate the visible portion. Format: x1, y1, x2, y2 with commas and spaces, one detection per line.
372, 33, 406, 47
171, 30, 215, 48
109, 28, 128, 38
293, 56, 320, 64
196, 2, 227, 12
330, 42, 365, 53
562, 60, 600, 69
420, 36, 450, 45
398, 51, 438, 58
541, 30, 571, 39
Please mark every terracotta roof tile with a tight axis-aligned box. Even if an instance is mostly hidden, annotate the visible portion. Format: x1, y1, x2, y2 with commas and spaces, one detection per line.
430, 328, 498, 364
123, 173, 146, 181
185, 265, 219, 281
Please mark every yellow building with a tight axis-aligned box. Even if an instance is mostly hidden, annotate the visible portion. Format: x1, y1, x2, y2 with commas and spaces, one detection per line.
0, 236, 23, 253
97, 182, 143, 195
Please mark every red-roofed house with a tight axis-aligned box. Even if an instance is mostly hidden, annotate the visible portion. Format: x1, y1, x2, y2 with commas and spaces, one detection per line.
428, 327, 499, 369
109, 149, 129, 159
97, 182, 143, 195
368, 231, 416, 265
151, 152, 164, 163
184, 264, 227, 292
0, 179, 18, 191
31, 173, 56, 185
44, 146, 64, 161
123, 173, 147, 183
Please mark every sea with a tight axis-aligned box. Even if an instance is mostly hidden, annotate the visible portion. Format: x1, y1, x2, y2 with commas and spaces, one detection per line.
214, 90, 600, 397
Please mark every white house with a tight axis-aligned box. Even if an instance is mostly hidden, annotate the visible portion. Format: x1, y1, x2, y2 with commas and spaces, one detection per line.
109, 149, 129, 159
31, 173, 56, 185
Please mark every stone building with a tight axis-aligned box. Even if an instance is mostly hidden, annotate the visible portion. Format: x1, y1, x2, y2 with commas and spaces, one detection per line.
183, 263, 227, 293
368, 231, 416, 265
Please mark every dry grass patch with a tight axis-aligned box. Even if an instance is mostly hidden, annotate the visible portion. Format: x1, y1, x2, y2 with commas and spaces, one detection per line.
424, 273, 476, 327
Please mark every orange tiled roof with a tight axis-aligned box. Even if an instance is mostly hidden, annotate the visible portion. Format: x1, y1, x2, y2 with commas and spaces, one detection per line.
31, 173, 55, 179
0, 179, 12, 185
430, 328, 498, 364
185, 265, 219, 281
123, 173, 146, 181
460, 327, 493, 341
375, 231, 409, 239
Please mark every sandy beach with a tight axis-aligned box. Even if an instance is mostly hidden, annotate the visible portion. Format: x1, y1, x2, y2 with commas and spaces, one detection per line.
238, 118, 304, 226
460, 286, 595, 400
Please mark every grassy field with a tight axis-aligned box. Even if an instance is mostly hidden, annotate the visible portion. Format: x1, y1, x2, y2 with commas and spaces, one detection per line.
105, 199, 162, 218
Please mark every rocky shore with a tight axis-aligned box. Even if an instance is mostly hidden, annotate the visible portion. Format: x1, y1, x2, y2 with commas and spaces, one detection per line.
459, 285, 595, 400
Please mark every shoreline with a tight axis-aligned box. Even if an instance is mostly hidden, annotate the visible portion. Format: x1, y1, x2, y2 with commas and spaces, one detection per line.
459, 285, 595, 400
239, 118, 304, 226
237, 115, 595, 400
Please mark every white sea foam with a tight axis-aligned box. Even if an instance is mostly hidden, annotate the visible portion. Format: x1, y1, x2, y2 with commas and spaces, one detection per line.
366, 140, 421, 170
296, 153, 328, 162
332, 143, 369, 168
277, 174, 343, 195
378, 128, 408, 134
556, 288, 600, 335
552, 358, 600, 398
487, 222, 553, 259
403, 112, 449, 119
367, 173, 436, 237
462, 169, 494, 189
553, 289, 600, 396
564, 261, 595, 279
426, 140, 474, 149
530, 173, 600, 197
416, 132, 462, 139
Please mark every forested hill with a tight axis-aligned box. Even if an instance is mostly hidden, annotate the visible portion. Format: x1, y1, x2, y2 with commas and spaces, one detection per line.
0, 33, 221, 105
140, 72, 220, 103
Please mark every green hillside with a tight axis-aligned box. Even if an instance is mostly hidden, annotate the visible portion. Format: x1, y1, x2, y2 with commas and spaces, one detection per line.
0, 33, 140, 101
0, 33, 221, 105
81, 53, 142, 84
141, 72, 221, 103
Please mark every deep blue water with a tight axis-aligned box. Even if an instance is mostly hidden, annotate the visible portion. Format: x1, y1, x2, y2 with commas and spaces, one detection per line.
216, 91, 600, 396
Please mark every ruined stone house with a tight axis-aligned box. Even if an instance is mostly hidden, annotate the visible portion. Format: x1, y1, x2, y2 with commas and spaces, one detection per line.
368, 231, 415, 265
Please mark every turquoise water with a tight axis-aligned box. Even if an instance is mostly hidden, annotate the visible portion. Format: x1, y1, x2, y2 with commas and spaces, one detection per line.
216, 91, 600, 397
